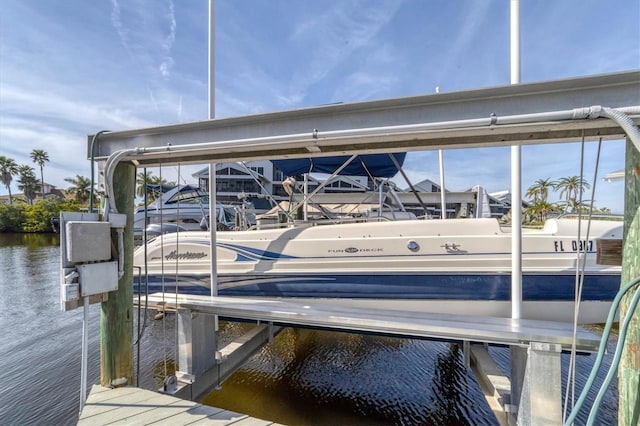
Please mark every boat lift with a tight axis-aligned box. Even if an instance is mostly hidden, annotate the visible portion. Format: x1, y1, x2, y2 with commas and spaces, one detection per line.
75, 71, 639, 426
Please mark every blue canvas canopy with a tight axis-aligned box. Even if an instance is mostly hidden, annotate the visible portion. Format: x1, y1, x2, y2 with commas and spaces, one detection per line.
272, 153, 406, 178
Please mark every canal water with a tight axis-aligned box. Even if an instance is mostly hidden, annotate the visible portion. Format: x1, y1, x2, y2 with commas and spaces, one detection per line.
0, 233, 617, 425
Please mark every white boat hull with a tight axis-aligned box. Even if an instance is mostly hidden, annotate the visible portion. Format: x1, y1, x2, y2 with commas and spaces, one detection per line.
134, 218, 622, 323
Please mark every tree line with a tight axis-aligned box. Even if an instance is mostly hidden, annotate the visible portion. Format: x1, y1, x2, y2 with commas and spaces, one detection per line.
1, 151, 177, 232
0, 151, 87, 232
1, 151, 175, 206
1, 151, 93, 205
524, 176, 611, 223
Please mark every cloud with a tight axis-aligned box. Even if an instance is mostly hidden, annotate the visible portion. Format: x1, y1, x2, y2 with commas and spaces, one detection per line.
287, 0, 403, 102
109, 0, 177, 98
432, 2, 496, 88
160, 0, 177, 78
1, 84, 156, 131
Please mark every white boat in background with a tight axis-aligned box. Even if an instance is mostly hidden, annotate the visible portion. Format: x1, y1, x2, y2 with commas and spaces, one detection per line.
133, 185, 209, 233
133, 215, 622, 324
133, 184, 237, 238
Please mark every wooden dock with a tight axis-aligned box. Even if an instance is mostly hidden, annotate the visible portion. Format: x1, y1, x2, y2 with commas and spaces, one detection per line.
78, 385, 283, 425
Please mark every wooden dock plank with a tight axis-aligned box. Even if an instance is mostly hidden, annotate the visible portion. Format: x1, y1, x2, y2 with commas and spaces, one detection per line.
167, 409, 248, 425
108, 401, 225, 425
79, 386, 167, 421
229, 417, 280, 425
78, 386, 282, 425
94, 393, 197, 424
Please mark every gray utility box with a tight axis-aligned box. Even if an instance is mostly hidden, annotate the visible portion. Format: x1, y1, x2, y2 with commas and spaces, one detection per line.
65, 221, 111, 263
77, 261, 119, 296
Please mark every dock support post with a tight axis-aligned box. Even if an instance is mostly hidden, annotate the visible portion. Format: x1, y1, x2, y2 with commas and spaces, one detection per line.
100, 162, 135, 387
176, 308, 216, 378
620, 138, 640, 426
517, 342, 562, 426
168, 313, 280, 402
509, 346, 527, 417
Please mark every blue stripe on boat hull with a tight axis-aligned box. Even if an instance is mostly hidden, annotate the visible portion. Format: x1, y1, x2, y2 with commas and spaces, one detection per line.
135, 273, 620, 301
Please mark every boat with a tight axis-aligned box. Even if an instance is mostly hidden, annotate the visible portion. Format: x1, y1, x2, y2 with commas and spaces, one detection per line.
133, 184, 237, 238
133, 213, 622, 324
133, 154, 622, 324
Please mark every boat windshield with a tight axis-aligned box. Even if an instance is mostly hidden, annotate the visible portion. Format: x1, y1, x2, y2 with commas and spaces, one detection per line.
166, 188, 209, 205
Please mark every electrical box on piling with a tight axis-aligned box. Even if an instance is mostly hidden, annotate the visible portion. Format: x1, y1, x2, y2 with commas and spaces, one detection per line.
59, 211, 126, 311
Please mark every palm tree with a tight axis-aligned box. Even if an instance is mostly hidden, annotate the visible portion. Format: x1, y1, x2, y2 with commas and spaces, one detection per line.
136, 172, 154, 198
554, 176, 590, 212
525, 200, 557, 222
30, 149, 49, 199
136, 171, 175, 203
64, 175, 92, 205
17, 165, 39, 205
0, 155, 19, 204
557, 198, 593, 214
525, 178, 556, 204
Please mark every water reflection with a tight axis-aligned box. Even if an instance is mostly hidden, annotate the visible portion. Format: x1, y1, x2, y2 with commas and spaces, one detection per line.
0, 232, 59, 248
203, 328, 496, 425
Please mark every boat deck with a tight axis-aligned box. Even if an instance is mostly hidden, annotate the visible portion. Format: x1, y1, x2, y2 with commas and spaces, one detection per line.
78, 385, 282, 425
145, 293, 602, 352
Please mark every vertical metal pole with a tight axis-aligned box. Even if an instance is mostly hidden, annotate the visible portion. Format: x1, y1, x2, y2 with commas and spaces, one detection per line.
208, 0, 215, 120
509, 0, 527, 416
439, 150, 446, 219
209, 168, 217, 297
208, 0, 218, 298
79, 296, 89, 413
510, 0, 522, 320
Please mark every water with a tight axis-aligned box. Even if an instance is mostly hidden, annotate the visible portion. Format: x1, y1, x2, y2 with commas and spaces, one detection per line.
0, 233, 618, 425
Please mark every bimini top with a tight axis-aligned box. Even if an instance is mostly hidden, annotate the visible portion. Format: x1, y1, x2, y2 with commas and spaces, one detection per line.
272, 153, 406, 178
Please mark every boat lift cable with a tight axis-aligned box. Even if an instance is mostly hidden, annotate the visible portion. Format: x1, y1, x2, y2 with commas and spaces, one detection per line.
133, 266, 150, 385
158, 164, 168, 380
133, 169, 151, 384
132, 267, 150, 344
566, 133, 586, 417
563, 277, 640, 426
174, 164, 181, 373
563, 134, 602, 421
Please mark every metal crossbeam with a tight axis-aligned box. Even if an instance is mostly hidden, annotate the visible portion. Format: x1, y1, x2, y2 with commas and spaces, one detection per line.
90, 71, 640, 166
145, 293, 602, 352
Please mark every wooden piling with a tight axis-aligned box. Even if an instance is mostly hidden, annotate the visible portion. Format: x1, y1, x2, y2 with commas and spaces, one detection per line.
619, 138, 640, 426
100, 162, 135, 387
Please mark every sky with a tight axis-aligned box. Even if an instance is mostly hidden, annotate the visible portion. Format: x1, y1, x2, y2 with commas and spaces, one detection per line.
1, 0, 638, 213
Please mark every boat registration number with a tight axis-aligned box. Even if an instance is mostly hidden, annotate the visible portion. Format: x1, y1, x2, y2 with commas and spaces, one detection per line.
553, 240, 593, 252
